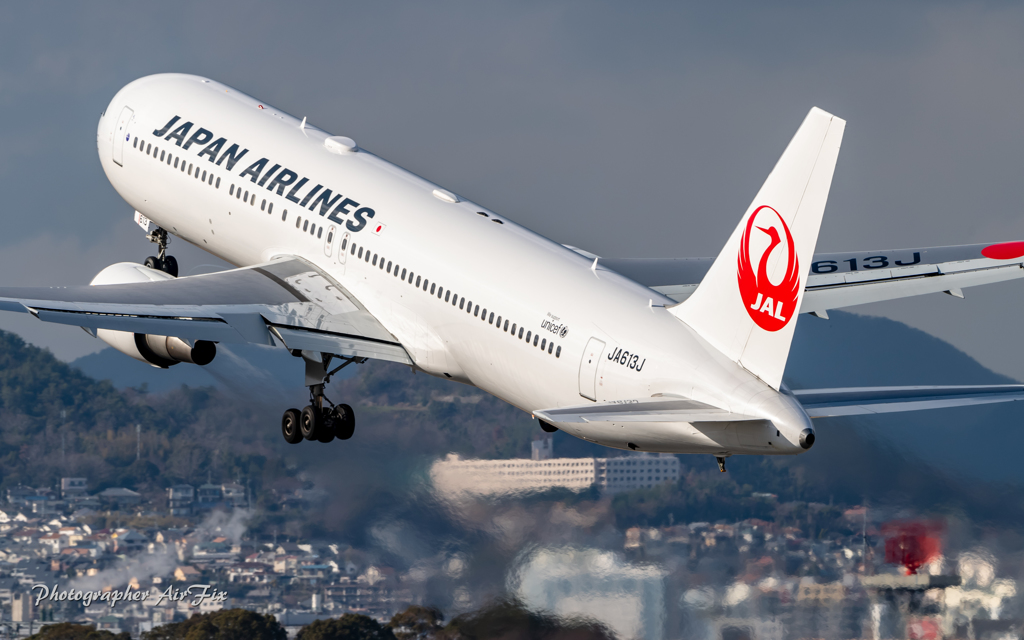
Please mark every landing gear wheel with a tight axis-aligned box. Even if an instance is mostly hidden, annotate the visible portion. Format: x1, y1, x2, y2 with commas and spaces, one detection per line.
316, 409, 336, 443
281, 408, 302, 444
144, 256, 161, 271
334, 404, 355, 440
162, 255, 178, 277
300, 405, 321, 441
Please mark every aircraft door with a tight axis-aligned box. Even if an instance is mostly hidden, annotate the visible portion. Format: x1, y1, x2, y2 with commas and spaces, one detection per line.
112, 106, 134, 167
324, 225, 336, 257
578, 337, 606, 401
338, 232, 350, 265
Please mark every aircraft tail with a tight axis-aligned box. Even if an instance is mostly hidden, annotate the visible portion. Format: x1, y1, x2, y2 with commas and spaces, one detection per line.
670, 108, 845, 389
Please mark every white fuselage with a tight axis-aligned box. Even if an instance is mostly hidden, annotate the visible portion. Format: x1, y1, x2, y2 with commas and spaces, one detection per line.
96, 74, 811, 457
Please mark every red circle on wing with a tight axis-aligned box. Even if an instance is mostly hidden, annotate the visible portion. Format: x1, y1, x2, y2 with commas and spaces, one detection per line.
981, 242, 1024, 260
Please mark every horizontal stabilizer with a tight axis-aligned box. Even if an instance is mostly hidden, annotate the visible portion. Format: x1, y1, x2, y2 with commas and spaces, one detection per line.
794, 385, 1024, 418
602, 241, 1024, 314
535, 397, 759, 424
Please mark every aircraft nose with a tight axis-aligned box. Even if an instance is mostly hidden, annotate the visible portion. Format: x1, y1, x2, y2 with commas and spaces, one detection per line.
799, 428, 816, 450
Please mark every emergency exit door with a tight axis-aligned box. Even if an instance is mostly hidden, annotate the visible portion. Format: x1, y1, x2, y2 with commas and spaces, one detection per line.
578, 337, 605, 401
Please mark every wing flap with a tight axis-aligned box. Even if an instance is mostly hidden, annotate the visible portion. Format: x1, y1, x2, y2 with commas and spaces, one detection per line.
269, 326, 411, 364
535, 397, 759, 424
794, 385, 1024, 418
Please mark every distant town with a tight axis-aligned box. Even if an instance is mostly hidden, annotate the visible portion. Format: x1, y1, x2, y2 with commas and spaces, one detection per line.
0, 438, 1012, 640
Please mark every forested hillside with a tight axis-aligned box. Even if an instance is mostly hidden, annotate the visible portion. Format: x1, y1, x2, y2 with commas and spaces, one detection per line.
0, 308, 1021, 540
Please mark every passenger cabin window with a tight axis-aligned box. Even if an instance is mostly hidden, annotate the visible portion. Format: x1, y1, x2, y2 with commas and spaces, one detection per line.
261, 199, 266, 211
555, 346, 561, 358
296, 216, 302, 229
174, 158, 179, 168
147, 143, 152, 154
415, 276, 421, 287
282, 209, 288, 221
341, 238, 347, 251
327, 230, 334, 243
401, 268, 407, 279
303, 220, 309, 232
317, 227, 323, 239
216, 177, 221, 188
133, 138, 138, 148
526, 331, 532, 342
387, 261, 392, 273
358, 247, 363, 259
230, 185, 234, 196
267, 201, 271, 213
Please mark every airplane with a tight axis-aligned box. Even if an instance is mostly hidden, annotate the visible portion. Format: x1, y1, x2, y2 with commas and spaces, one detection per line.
2, 73, 1024, 472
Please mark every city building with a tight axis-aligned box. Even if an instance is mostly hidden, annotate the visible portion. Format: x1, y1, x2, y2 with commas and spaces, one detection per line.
514, 546, 665, 640
60, 478, 87, 499
167, 485, 195, 516
221, 483, 247, 508
430, 440, 681, 497
196, 484, 223, 510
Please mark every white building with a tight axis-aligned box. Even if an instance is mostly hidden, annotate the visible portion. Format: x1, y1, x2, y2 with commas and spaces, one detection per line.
430, 439, 680, 497
513, 547, 665, 640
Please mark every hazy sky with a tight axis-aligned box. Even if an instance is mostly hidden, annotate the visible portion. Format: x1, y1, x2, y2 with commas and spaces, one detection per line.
2, 2, 1024, 379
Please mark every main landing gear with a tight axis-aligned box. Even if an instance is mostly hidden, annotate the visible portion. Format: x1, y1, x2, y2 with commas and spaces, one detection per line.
280, 352, 364, 445
144, 227, 178, 277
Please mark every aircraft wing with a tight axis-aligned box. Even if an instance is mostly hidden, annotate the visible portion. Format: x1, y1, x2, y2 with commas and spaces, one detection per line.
0, 257, 413, 364
535, 397, 760, 423
600, 242, 1024, 316
793, 385, 1024, 418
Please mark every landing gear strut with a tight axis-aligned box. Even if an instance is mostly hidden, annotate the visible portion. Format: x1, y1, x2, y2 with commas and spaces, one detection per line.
716, 456, 727, 473
280, 352, 362, 445
144, 227, 178, 277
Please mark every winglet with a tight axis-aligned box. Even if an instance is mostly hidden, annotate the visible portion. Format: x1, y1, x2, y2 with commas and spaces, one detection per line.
670, 108, 845, 389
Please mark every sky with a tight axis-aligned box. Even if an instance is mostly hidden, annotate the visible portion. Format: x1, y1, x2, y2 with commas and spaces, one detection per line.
1, 2, 1024, 380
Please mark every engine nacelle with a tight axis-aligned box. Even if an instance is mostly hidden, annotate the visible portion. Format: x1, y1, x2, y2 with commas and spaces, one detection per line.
90, 263, 216, 369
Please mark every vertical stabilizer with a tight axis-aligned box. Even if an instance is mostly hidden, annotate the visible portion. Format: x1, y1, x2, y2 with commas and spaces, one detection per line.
670, 108, 845, 389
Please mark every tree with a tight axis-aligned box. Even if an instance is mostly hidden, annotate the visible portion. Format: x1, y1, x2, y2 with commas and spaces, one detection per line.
297, 615, 396, 640
141, 609, 286, 640
27, 622, 130, 640
441, 599, 616, 640
389, 605, 445, 639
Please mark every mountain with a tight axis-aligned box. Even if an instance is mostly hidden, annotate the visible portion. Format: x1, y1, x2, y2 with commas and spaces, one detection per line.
784, 311, 1024, 484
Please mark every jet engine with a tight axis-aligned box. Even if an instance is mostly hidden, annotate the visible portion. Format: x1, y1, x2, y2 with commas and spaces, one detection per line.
89, 263, 216, 368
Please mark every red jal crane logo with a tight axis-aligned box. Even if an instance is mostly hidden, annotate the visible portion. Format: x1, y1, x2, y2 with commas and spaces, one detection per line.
737, 205, 800, 332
